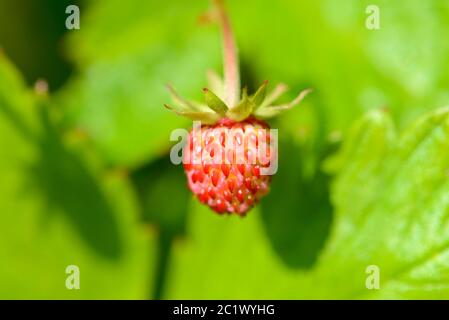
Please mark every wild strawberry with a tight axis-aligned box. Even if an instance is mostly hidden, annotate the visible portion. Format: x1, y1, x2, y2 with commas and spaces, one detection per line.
164, 0, 310, 216
182, 117, 273, 215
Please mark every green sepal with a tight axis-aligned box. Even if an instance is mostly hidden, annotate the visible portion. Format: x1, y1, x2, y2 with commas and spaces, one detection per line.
166, 84, 210, 113
226, 87, 253, 121
254, 88, 312, 119
167, 84, 197, 111
203, 88, 228, 116
251, 80, 268, 110
206, 70, 224, 100
164, 104, 220, 124
259, 83, 289, 109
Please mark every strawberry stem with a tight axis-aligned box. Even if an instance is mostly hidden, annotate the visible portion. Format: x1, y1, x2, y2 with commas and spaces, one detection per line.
214, 0, 240, 108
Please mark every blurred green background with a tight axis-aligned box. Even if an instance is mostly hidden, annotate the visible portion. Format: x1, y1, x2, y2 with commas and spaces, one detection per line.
1, 0, 449, 299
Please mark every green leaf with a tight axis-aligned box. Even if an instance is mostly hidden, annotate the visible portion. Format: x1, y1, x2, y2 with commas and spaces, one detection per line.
314, 107, 449, 299
0, 55, 155, 299
165, 107, 449, 299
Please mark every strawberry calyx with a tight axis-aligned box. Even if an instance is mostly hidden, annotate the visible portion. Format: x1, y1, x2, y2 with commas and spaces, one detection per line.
165, 81, 311, 124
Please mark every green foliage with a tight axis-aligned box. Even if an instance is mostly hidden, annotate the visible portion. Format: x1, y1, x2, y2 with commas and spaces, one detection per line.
0, 55, 154, 298
58, 0, 449, 165
1, 0, 449, 299
166, 107, 449, 299
318, 108, 449, 298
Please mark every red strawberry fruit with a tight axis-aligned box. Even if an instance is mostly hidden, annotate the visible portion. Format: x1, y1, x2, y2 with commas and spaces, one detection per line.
183, 117, 273, 215
164, 0, 310, 215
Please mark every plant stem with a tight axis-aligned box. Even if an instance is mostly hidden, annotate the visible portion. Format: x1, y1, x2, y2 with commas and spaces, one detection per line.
214, 0, 240, 108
